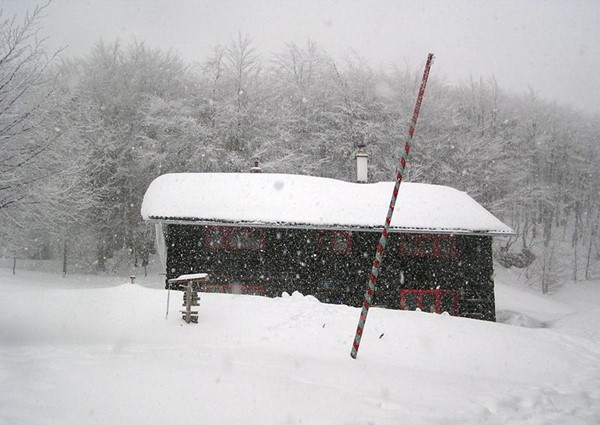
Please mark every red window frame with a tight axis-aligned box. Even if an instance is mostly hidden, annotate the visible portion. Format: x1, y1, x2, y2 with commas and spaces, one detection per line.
203, 226, 266, 251
203, 275, 266, 295
398, 234, 457, 258
202, 284, 265, 296
399, 289, 460, 316
204, 226, 227, 250
316, 231, 352, 254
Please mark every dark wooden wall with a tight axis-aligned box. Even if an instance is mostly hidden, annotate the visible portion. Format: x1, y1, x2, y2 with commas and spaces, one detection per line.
164, 224, 496, 321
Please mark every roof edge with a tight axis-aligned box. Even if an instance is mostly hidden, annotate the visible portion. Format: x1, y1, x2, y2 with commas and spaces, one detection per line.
146, 216, 516, 237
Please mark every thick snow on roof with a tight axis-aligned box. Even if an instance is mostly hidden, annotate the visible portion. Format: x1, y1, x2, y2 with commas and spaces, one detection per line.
141, 173, 514, 236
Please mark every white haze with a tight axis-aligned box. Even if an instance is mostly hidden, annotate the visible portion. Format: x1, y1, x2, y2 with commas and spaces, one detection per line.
4, 0, 600, 115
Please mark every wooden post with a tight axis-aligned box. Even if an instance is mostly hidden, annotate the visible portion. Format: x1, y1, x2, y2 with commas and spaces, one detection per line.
62, 241, 67, 277
165, 286, 171, 319
167, 273, 207, 324
184, 283, 191, 323
182, 282, 199, 324
12, 257, 16, 275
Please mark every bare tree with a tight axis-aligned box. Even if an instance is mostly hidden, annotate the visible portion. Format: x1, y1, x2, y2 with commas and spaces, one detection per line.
0, 4, 59, 213
0, 4, 70, 249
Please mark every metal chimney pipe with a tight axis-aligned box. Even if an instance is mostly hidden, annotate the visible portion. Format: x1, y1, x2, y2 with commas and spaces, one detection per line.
250, 160, 262, 173
355, 144, 368, 183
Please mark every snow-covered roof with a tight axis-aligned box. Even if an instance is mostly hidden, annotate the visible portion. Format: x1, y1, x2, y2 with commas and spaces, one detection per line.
141, 173, 514, 236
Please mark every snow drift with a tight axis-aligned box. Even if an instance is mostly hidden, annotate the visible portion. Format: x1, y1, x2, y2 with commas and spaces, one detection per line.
1, 267, 599, 424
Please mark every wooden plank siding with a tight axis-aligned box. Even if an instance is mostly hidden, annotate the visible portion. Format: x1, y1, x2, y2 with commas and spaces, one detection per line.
164, 224, 496, 321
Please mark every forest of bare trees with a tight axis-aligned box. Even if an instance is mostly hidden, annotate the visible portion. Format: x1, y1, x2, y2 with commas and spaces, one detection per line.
2, 7, 599, 292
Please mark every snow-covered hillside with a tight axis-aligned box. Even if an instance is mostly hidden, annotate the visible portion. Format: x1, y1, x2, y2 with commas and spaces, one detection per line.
1, 267, 599, 424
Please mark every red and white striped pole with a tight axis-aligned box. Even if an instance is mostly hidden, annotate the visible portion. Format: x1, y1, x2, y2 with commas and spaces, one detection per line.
350, 53, 434, 359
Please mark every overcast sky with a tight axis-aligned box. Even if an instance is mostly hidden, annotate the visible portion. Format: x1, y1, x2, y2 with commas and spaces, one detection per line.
5, 0, 600, 115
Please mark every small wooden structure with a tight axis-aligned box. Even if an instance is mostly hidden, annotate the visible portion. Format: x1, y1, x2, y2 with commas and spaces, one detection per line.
166, 273, 209, 324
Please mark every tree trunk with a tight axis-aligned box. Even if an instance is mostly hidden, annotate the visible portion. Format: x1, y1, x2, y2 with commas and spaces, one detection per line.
543, 204, 553, 247
572, 201, 582, 281
97, 242, 107, 272
585, 207, 600, 280
62, 240, 67, 277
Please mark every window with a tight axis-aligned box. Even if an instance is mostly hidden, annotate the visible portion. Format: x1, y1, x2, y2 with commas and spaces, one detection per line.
399, 289, 460, 316
317, 231, 352, 254
438, 236, 454, 257
204, 227, 265, 251
206, 227, 227, 250
203, 275, 266, 295
420, 237, 435, 255
229, 228, 264, 250
202, 284, 265, 296
398, 234, 457, 258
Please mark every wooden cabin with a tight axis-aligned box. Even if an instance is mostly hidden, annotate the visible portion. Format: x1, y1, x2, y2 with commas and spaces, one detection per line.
141, 173, 513, 321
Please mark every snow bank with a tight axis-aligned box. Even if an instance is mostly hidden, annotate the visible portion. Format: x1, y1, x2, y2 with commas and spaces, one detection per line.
1, 268, 599, 424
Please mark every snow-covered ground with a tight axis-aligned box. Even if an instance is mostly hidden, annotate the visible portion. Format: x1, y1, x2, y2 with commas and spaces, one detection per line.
1, 266, 599, 424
